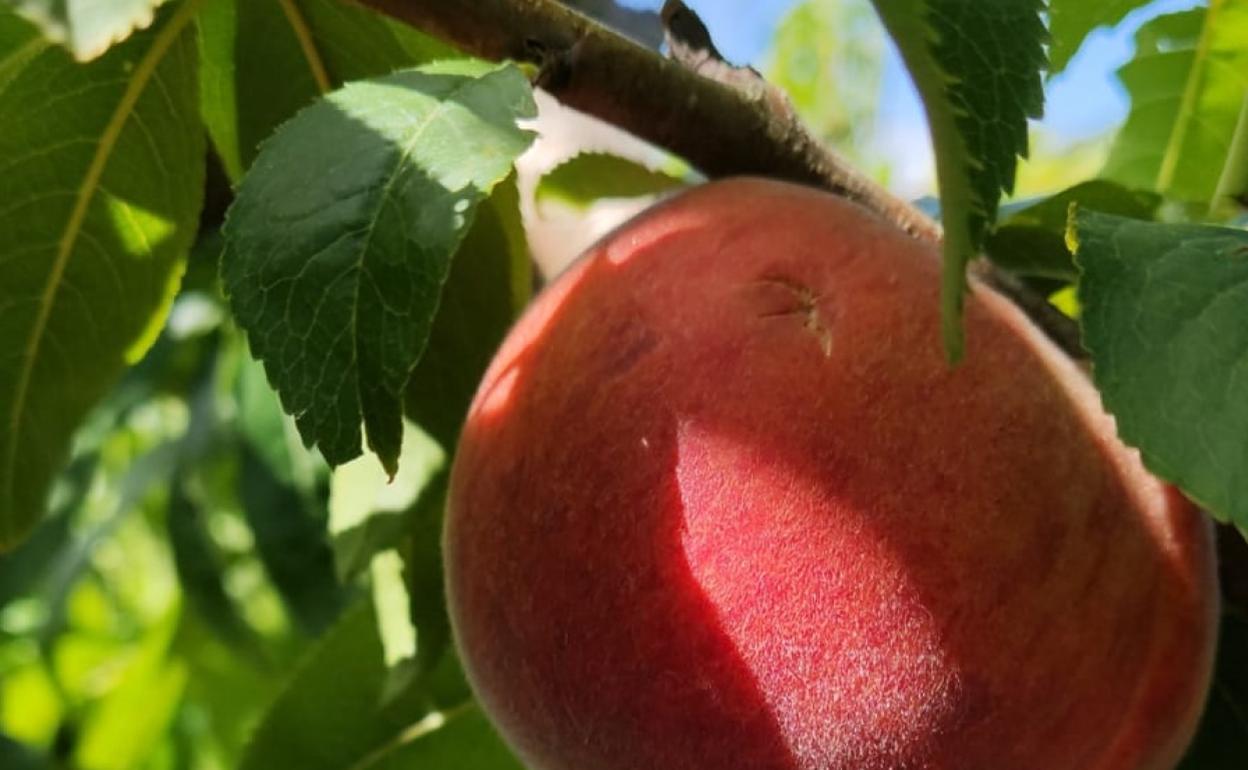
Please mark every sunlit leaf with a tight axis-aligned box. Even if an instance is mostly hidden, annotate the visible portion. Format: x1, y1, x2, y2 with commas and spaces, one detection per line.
221, 60, 535, 476
1072, 210, 1248, 530
1103, 3, 1248, 206
239, 599, 439, 770
872, 0, 1046, 360
0, 3, 204, 549
987, 180, 1159, 281
197, 0, 453, 181
534, 153, 685, 211
1047, 0, 1147, 75
74, 608, 187, 770
404, 175, 531, 449
4, 0, 168, 60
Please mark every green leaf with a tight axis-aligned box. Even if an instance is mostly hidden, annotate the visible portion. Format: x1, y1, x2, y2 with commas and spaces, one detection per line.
872, 0, 1046, 360
167, 482, 256, 649
0, 9, 46, 91
1072, 210, 1248, 529
987, 180, 1160, 281
1103, 2, 1248, 206
765, 0, 884, 154
74, 607, 188, 770
4, 0, 168, 60
237, 440, 346, 636
239, 599, 442, 770
0, 2, 204, 549
328, 421, 443, 582
1177, 611, 1248, 768
0, 733, 46, 770
534, 153, 685, 210
1047, 0, 1148, 75
221, 61, 536, 477
357, 706, 523, 770
197, 0, 453, 181
404, 175, 532, 449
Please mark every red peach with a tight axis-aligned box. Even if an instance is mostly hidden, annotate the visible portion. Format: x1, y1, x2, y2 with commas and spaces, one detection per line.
444, 178, 1218, 770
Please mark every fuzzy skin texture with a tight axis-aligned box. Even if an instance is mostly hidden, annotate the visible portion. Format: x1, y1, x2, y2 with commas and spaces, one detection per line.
444, 178, 1219, 770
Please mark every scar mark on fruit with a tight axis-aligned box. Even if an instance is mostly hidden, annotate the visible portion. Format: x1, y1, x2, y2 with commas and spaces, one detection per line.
751, 275, 833, 357
598, 318, 660, 377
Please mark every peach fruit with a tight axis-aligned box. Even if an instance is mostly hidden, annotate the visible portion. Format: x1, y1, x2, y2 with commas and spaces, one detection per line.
444, 178, 1219, 770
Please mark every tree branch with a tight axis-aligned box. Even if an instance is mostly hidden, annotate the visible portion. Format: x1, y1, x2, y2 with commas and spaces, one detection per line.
353, 0, 937, 241
351, 0, 1084, 357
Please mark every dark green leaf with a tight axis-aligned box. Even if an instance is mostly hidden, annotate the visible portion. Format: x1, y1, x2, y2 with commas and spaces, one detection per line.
1047, 0, 1147, 75
402, 473, 450, 674
197, 0, 453, 181
1177, 611, 1248, 768
4, 0, 167, 60
1103, 4, 1248, 206
358, 706, 523, 770
0, 733, 47, 770
534, 153, 685, 210
872, 0, 1046, 360
0, 3, 204, 549
405, 175, 531, 449
0, 8, 46, 90
221, 61, 536, 476
239, 599, 440, 770
238, 441, 345, 636
167, 483, 256, 649
331, 511, 405, 584
0, 454, 93, 609
1072, 210, 1248, 529
987, 180, 1160, 281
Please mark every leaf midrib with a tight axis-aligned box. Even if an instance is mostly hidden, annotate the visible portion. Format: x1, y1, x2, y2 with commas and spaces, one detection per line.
1155, 0, 1222, 192
346, 74, 494, 414
1, 0, 202, 525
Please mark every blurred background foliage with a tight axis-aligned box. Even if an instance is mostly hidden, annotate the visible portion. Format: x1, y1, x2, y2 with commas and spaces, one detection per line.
0, 0, 1242, 768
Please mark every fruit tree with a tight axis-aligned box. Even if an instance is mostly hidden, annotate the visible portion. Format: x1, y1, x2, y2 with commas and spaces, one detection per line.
0, 1, 1245, 769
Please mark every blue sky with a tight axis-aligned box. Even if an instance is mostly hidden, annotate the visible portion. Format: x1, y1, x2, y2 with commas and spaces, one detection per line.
620, 0, 1204, 142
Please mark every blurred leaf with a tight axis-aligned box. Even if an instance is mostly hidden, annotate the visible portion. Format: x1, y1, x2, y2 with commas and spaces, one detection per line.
1072, 210, 1248, 530
1047, 0, 1147, 75
40, 443, 180, 643
0, 732, 47, 770
221, 60, 535, 475
358, 706, 523, 770
235, 353, 323, 494
167, 484, 256, 650
329, 421, 442, 582
0, 455, 94, 609
370, 550, 415, 670
534, 153, 685, 211
405, 175, 532, 449
1104, 3, 1248, 206
4, 0, 168, 60
987, 180, 1160, 280
1177, 611, 1248, 768
872, 0, 1046, 360
765, 0, 883, 156
401, 474, 450, 675
74, 607, 187, 770
197, 0, 453, 181
239, 599, 440, 770
0, 10, 46, 91
238, 441, 345, 636
0, 2, 204, 549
